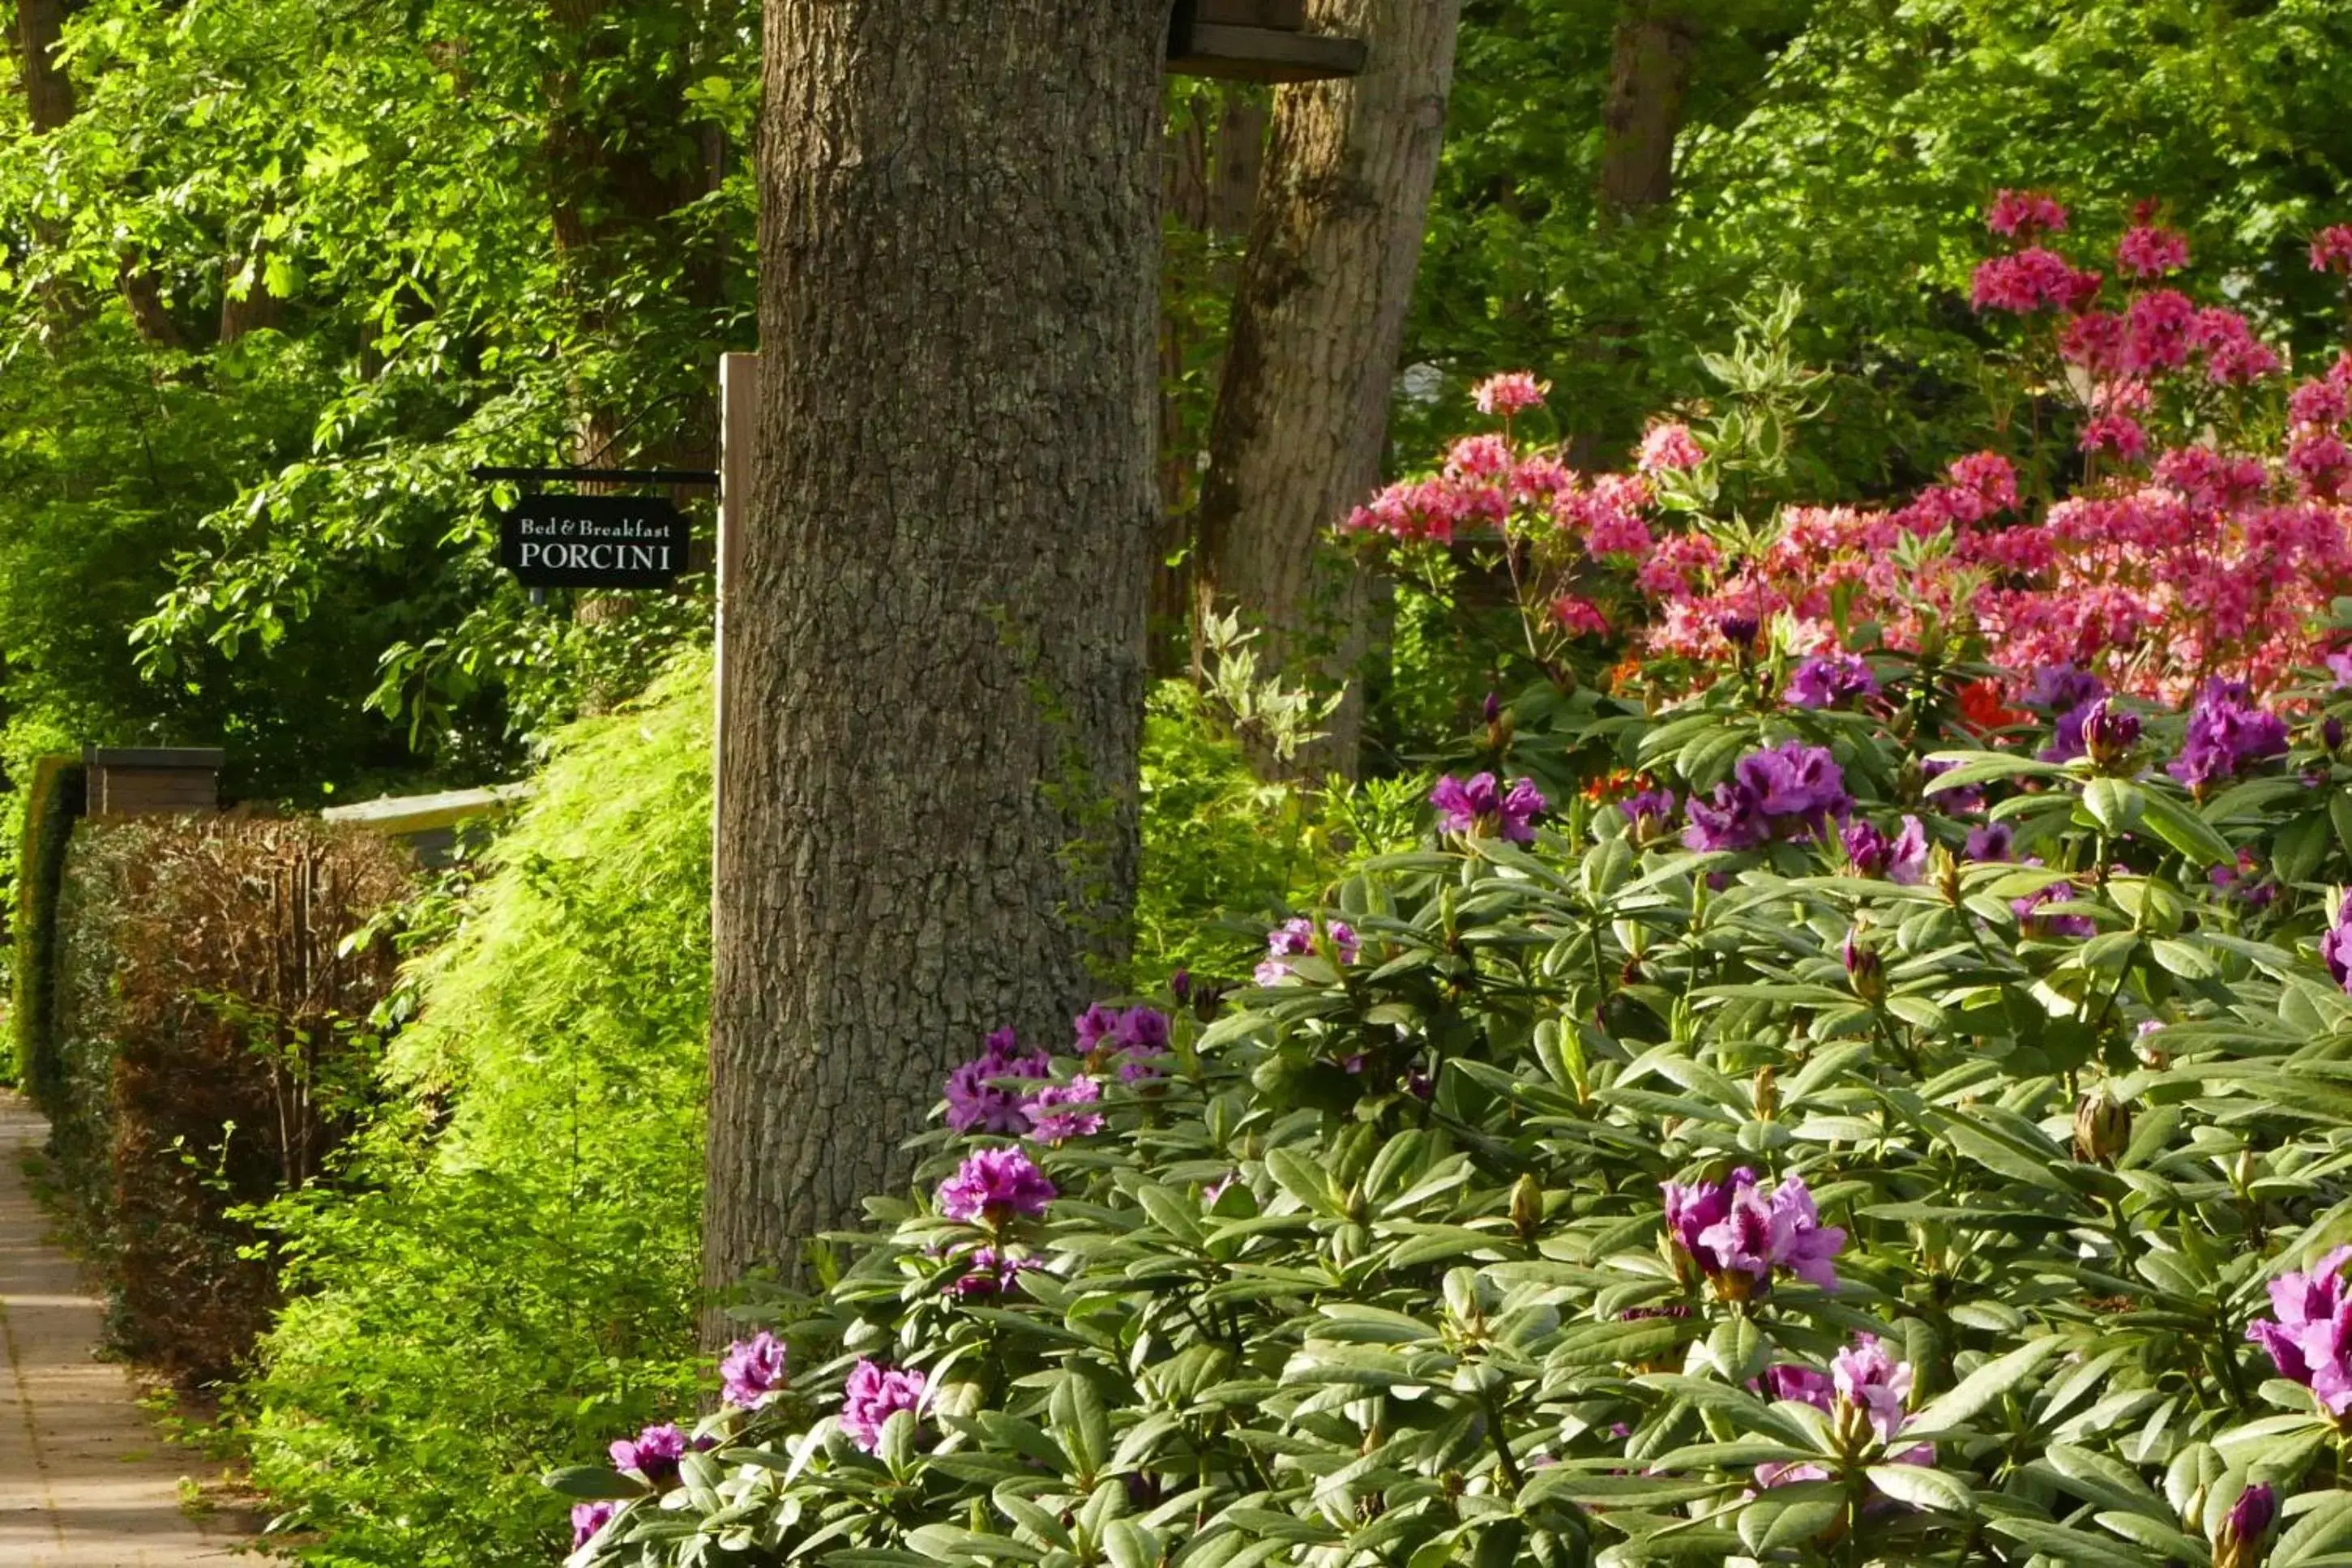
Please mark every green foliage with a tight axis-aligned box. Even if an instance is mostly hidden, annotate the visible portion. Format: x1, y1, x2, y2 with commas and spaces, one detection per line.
1412, 0, 2352, 493
240, 653, 716, 1567
9, 755, 81, 1097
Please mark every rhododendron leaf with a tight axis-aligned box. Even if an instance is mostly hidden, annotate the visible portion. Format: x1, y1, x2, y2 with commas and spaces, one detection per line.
2085, 1512, 2207, 1562
2268, 1491, 2352, 1564
2082, 778, 2145, 834
2136, 792, 2234, 869
1867, 1463, 1974, 1515
1985, 1515, 2162, 1567
1735, 1485, 1844, 1553
1908, 1338, 2067, 1433
1921, 752, 2069, 793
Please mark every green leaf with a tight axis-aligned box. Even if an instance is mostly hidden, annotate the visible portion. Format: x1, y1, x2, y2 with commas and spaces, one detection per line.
1866, 1463, 1973, 1514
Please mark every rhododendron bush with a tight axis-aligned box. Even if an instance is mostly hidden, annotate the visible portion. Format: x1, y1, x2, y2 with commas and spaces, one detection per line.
557, 643, 2352, 1566
1348, 197, 2352, 708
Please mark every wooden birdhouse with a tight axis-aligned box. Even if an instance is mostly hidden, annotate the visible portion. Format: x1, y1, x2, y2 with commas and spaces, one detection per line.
1167, 0, 1367, 83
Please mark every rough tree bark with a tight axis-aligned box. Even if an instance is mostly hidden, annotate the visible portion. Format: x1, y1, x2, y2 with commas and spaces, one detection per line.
1191, 0, 1463, 775
1597, 0, 1701, 221
703, 0, 1166, 1309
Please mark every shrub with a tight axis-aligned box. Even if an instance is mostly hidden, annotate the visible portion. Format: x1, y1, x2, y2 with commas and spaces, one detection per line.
559, 647, 2352, 1568
238, 652, 716, 1568
48, 815, 413, 1382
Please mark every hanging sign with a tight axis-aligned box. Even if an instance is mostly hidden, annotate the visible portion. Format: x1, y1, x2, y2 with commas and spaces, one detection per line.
497, 493, 691, 589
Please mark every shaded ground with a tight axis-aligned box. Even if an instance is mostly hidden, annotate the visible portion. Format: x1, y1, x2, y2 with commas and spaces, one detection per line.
0, 1093, 255, 1565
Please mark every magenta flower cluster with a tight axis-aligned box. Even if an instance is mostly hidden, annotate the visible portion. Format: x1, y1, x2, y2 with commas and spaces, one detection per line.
2324, 899, 2352, 997
936, 1146, 1056, 1225
1841, 816, 1927, 883
1661, 1168, 1845, 1295
1075, 1002, 1172, 1082
838, 1360, 929, 1453
950, 1245, 1045, 1298
1681, 741, 1851, 853
571, 1500, 618, 1549
1755, 1336, 1930, 1489
1257, 917, 1359, 985
2247, 1245, 2352, 1412
1430, 771, 1548, 843
943, 1028, 1050, 1134
1023, 1077, 1103, 1144
720, 1331, 788, 1410
609, 1421, 703, 1485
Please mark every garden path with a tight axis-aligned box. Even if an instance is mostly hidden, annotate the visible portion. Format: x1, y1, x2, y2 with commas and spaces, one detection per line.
0, 1093, 251, 1566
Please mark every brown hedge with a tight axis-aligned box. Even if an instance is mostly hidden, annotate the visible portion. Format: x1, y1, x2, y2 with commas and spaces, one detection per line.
53, 816, 414, 1385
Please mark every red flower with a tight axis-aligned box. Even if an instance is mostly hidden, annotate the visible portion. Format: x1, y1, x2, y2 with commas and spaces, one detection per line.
1957, 679, 2028, 733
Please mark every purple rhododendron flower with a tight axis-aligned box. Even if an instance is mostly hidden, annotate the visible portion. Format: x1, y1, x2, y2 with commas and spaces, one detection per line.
1666, 1170, 1845, 1293
949, 1246, 1045, 1298
1682, 741, 1850, 852
572, 1501, 618, 1550
2012, 878, 2095, 938
1430, 771, 1548, 843
1921, 757, 1985, 814
2209, 850, 2277, 909
719, 1331, 788, 1410
609, 1423, 688, 1485
1965, 821, 2014, 862
1842, 816, 1928, 883
838, 1361, 929, 1453
943, 1028, 1050, 1134
2326, 899, 2352, 994
1619, 787, 1678, 842
2329, 650, 2352, 688
2025, 663, 2106, 715
1755, 1338, 1930, 1489
937, 1147, 1057, 1224
1785, 653, 1880, 710
1256, 918, 1360, 985
2247, 1245, 2352, 1396
1023, 1077, 1104, 1143
2170, 678, 2288, 789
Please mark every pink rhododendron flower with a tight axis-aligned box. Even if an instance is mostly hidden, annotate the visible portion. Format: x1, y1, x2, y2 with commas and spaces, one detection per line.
1636, 421, 1705, 473
1022, 1077, 1103, 1144
2079, 414, 2147, 460
720, 1332, 788, 1409
1472, 371, 1549, 417
1986, 189, 2067, 238
1663, 1169, 1845, 1295
2117, 223, 2189, 279
1550, 594, 1610, 637
2293, 378, 2351, 429
2314, 225, 2352, 276
1430, 772, 1547, 843
1971, 247, 2098, 313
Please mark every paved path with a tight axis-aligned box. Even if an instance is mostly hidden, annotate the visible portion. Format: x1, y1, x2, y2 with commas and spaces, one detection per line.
0, 1094, 250, 1565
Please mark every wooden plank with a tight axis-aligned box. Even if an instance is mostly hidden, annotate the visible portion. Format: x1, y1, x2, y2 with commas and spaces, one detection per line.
1195, 0, 1306, 28
1169, 22, 1367, 83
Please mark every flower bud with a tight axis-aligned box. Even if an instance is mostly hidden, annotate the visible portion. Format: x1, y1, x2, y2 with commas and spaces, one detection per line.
1169, 968, 1192, 1005
2080, 697, 2143, 774
2216, 1482, 2276, 1568
1932, 845, 1964, 907
1752, 1064, 1779, 1121
2231, 1147, 2256, 1194
1717, 613, 1761, 655
2327, 716, 2347, 754
1482, 691, 1502, 724
2072, 1085, 2131, 1164
1510, 1173, 1544, 1241
1841, 928, 1884, 1003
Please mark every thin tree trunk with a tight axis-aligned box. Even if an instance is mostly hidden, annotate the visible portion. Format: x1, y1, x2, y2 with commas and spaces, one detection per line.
703, 0, 1165, 1314
1191, 0, 1462, 776
1597, 0, 1700, 221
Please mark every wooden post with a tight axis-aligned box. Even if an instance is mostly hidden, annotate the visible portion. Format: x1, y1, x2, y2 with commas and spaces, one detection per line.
715, 352, 762, 851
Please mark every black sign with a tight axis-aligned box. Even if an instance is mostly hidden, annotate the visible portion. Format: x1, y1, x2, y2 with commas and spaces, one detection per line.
497, 494, 691, 588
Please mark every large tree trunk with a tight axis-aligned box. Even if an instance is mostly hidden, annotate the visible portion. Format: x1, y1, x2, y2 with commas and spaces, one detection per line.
12, 0, 77, 131
1191, 0, 1462, 775
703, 0, 1165, 1308
1597, 0, 1700, 221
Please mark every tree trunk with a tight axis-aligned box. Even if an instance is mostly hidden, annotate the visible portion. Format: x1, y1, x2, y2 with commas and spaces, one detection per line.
703, 0, 1165, 1310
1597, 1, 1700, 221
1152, 85, 1268, 677
12, 0, 77, 131
1191, 0, 1462, 776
